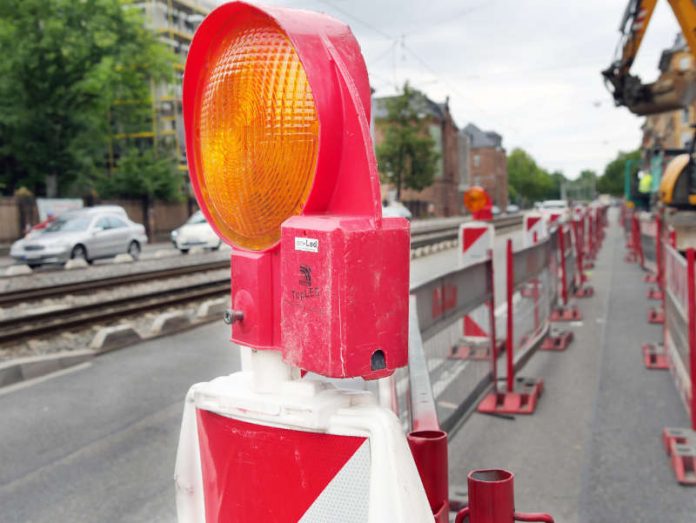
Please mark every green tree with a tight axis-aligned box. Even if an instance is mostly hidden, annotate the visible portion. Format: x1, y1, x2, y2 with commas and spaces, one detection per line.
0, 0, 176, 196
376, 83, 439, 200
565, 169, 597, 201
597, 149, 641, 196
507, 148, 562, 205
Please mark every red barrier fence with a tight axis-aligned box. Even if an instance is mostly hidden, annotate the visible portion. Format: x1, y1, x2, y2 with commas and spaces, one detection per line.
628, 210, 696, 485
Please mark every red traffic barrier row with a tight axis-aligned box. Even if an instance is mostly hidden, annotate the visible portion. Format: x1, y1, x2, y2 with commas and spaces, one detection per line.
624, 208, 696, 485
404, 207, 608, 520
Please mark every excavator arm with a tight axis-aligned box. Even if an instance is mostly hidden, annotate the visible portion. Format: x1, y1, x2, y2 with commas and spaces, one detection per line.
603, 0, 696, 115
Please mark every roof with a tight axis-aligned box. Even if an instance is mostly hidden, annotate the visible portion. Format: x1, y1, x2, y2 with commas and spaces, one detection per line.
462, 123, 503, 148
373, 94, 447, 121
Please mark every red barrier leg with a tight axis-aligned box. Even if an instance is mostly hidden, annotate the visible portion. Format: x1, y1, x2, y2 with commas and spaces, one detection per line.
454, 469, 555, 523
407, 430, 450, 522
572, 220, 593, 298
478, 240, 543, 415
641, 342, 669, 369
551, 225, 582, 321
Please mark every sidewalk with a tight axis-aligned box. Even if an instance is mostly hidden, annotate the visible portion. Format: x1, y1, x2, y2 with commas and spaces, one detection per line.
448, 212, 695, 523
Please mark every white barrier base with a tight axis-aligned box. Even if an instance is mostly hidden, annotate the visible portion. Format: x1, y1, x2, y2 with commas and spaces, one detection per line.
174, 353, 432, 523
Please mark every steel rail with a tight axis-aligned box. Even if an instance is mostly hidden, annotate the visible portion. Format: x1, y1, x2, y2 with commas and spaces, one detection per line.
0, 279, 230, 344
0, 260, 230, 306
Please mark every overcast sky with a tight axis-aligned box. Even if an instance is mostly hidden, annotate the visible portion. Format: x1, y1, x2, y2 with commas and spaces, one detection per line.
215, 0, 684, 179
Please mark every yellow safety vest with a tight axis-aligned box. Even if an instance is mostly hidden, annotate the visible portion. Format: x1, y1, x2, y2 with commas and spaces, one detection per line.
639, 174, 652, 194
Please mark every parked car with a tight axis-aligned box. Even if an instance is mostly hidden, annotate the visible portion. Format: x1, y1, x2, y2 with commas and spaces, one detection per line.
382, 201, 413, 221
10, 207, 147, 267
491, 205, 501, 216
506, 204, 520, 214
538, 200, 570, 222
170, 211, 222, 253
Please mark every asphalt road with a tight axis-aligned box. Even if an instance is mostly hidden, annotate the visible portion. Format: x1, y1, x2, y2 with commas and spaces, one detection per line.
0, 324, 238, 523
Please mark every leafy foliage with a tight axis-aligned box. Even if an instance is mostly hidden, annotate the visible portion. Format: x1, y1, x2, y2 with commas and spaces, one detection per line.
376, 83, 439, 200
0, 0, 178, 197
597, 149, 641, 196
507, 148, 563, 205
98, 148, 181, 201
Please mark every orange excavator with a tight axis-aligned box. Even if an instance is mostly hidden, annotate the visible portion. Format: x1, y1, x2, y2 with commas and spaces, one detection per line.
603, 0, 696, 116
604, 1, 696, 248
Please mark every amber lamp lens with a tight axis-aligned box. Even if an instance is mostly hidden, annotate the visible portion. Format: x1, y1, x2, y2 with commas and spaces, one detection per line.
464, 187, 487, 213
193, 16, 319, 250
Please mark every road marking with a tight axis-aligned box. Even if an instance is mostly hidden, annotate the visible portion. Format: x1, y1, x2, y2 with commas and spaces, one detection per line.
0, 362, 92, 397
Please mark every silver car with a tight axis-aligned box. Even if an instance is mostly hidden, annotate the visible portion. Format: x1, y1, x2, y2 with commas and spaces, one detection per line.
10, 208, 148, 266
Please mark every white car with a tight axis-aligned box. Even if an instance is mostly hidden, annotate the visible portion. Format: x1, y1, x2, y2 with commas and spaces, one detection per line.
171, 211, 222, 253
539, 200, 570, 223
382, 201, 413, 221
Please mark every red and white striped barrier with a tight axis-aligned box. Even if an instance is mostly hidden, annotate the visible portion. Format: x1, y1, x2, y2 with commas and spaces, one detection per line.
523, 212, 548, 247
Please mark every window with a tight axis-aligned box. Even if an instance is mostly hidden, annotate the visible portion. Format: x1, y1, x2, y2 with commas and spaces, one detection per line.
682, 108, 689, 124
474, 155, 481, 167
107, 216, 127, 229
94, 217, 110, 230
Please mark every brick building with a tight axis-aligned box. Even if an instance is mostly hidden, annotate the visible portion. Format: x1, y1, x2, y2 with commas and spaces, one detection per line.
462, 123, 508, 209
373, 96, 463, 217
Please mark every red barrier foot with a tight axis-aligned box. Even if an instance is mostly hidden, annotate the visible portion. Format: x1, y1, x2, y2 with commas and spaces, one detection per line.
648, 307, 664, 324
541, 329, 574, 351
477, 377, 544, 415
584, 261, 596, 270
450, 339, 504, 361
624, 252, 637, 263
642, 343, 669, 369
574, 285, 594, 298
550, 306, 582, 321
647, 287, 664, 301
643, 273, 658, 283
662, 428, 696, 486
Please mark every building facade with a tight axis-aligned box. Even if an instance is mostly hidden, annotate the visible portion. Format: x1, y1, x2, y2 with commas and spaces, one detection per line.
373, 96, 464, 217
109, 1, 215, 176
462, 123, 508, 209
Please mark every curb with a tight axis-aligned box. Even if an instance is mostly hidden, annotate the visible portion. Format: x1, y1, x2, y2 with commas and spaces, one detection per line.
0, 299, 229, 390
0, 350, 94, 389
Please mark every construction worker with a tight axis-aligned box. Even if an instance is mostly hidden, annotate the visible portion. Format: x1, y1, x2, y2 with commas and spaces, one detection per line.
637, 170, 653, 211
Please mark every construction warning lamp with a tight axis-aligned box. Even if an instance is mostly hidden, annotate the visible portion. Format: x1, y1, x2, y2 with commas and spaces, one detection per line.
184, 2, 410, 379
464, 186, 493, 220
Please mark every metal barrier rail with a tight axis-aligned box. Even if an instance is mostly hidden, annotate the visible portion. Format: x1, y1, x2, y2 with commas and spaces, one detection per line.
408, 247, 496, 433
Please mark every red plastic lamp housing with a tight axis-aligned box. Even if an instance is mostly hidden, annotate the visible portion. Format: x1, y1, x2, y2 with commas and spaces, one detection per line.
183, 2, 410, 379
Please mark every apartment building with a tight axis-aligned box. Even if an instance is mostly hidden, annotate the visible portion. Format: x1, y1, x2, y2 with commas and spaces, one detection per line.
110, 1, 215, 175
